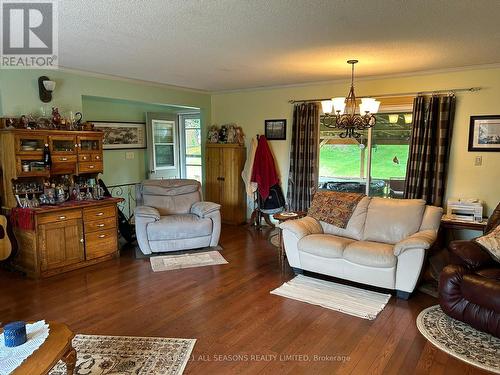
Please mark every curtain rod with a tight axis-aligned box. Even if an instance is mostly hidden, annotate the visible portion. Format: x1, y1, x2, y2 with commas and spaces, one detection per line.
288, 87, 481, 104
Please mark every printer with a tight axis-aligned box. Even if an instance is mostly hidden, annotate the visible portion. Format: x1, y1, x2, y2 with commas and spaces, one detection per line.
446, 198, 483, 222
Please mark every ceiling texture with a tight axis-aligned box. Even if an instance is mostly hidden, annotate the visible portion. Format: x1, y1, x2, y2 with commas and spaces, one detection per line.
60, 0, 500, 91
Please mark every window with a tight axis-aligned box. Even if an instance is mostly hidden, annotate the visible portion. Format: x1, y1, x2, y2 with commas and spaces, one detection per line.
152, 120, 176, 170
319, 107, 413, 198
180, 114, 202, 182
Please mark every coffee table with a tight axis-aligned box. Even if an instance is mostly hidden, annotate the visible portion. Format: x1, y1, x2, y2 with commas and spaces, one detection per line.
6, 322, 76, 375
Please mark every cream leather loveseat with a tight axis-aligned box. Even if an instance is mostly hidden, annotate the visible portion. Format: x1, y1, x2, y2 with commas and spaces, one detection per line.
280, 197, 442, 298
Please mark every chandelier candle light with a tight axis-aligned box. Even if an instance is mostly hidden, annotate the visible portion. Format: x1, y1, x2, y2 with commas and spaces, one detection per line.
321, 60, 380, 138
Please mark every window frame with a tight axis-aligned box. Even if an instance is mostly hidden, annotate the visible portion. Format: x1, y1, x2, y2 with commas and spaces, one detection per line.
318, 96, 414, 196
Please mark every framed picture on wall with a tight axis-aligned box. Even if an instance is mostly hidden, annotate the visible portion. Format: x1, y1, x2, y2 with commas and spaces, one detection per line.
468, 115, 500, 152
92, 121, 147, 149
265, 119, 286, 140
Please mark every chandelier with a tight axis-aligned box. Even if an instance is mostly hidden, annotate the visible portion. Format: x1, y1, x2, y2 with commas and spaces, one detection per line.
321, 60, 380, 138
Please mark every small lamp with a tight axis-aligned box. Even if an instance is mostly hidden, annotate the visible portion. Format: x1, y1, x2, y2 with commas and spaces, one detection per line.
38, 76, 56, 102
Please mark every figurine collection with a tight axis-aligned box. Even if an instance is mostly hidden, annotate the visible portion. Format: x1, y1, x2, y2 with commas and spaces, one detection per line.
208, 123, 244, 145
1, 108, 94, 131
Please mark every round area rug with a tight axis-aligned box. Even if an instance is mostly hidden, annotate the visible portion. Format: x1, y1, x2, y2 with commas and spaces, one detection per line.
416, 305, 500, 373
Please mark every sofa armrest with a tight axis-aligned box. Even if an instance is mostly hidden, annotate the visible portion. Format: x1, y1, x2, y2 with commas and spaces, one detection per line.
394, 229, 437, 256
134, 206, 160, 221
449, 240, 494, 269
191, 201, 221, 218
279, 216, 323, 241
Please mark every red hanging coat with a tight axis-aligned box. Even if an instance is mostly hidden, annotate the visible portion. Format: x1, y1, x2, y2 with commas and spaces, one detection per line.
251, 136, 279, 200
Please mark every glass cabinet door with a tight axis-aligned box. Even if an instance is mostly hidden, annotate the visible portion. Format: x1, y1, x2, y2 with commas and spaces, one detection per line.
50, 135, 77, 154
78, 136, 102, 153
15, 134, 47, 155
152, 120, 177, 170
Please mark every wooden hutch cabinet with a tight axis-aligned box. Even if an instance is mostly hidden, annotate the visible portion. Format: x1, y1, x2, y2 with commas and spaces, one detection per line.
205, 143, 246, 224
0, 128, 121, 278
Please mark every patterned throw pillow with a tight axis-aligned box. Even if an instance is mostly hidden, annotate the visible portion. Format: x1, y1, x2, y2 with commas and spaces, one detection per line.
308, 191, 365, 229
474, 225, 500, 263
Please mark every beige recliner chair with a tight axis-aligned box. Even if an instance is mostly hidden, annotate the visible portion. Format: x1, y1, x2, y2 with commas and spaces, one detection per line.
135, 179, 221, 255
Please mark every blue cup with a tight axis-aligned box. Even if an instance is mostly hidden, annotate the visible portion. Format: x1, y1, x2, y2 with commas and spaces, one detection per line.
3, 321, 27, 347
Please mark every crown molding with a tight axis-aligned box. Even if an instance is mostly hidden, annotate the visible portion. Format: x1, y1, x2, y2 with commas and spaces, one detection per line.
211, 62, 500, 95
57, 66, 210, 95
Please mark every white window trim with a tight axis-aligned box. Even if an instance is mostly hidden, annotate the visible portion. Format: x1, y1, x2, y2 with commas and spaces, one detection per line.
152, 119, 177, 171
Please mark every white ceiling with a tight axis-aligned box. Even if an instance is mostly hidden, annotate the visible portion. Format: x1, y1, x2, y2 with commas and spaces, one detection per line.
59, 0, 500, 91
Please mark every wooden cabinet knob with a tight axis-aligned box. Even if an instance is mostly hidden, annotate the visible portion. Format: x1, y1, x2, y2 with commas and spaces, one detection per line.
58, 216, 66, 220
97, 224, 105, 227
96, 212, 104, 216
98, 234, 106, 238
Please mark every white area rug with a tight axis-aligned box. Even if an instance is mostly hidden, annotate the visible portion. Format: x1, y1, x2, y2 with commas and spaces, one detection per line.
417, 305, 500, 373
49, 334, 195, 375
150, 251, 228, 272
271, 275, 391, 320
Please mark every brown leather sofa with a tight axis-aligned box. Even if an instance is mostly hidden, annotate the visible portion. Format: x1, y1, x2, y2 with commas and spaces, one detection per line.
439, 203, 500, 338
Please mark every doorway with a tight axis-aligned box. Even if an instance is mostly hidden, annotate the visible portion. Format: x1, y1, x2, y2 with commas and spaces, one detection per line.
179, 113, 202, 182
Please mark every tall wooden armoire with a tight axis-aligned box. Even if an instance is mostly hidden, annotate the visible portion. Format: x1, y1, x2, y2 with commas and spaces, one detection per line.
205, 143, 246, 224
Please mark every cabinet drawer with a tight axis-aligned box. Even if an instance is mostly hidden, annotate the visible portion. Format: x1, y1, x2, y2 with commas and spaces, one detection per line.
38, 209, 82, 224
85, 229, 117, 260
52, 155, 77, 163
92, 154, 102, 162
84, 216, 116, 233
78, 154, 91, 162
79, 161, 103, 173
51, 162, 77, 175
83, 205, 115, 222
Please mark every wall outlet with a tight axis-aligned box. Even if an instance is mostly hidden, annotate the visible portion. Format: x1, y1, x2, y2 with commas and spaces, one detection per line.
125, 152, 135, 160
474, 156, 482, 166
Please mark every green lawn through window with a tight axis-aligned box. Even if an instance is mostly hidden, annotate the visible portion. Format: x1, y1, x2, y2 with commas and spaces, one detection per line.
319, 144, 409, 180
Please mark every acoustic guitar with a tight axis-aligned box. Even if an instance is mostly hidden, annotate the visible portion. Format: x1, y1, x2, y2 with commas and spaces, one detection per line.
0, 215, 14, 261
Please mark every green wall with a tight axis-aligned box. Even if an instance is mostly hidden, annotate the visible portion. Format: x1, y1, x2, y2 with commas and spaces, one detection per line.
0, 69, 211, 186
82, 95, 179, 185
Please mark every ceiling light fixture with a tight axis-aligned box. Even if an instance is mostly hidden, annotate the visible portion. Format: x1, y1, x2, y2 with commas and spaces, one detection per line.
404, 113, 413, 124
321, 60, 380, 138
388, 114, 399, 124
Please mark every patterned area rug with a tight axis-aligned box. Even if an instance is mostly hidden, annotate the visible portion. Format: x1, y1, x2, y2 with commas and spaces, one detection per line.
49, 334, 195, 375
150, 250, 228, 272
416, 305, 500, 373
271, 275, 391, 320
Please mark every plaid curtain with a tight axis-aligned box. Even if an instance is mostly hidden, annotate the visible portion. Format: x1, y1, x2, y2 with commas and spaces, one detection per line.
287, 102, 319, 211
404, 95, 456, 206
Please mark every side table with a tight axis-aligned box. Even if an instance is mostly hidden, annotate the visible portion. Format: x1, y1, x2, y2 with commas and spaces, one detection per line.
273, 211, 307, 259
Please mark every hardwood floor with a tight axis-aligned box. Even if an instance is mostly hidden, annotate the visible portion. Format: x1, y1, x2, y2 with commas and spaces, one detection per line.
0, 225, 490, 374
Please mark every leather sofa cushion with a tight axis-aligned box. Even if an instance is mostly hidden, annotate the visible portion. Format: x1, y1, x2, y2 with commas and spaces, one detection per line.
343, 241, 396, 268
476, 268, 500, 281
320, 196, 370, 240
147, 214, 212, 240
363, 198, 426, 244
298, 234, 354, 258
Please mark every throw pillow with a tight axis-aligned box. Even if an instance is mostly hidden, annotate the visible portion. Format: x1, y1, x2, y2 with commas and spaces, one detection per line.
474, 225, 500, 263
308, 191, 364, 229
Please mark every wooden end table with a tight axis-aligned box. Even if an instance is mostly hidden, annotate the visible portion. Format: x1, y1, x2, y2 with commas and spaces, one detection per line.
4, 322, 76, 375
273, 211, 307, 259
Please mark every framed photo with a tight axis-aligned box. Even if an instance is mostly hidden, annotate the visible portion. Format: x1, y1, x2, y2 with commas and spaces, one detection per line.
265, 119, 286, 140
92, 121, 147, 150
468, 115, 500, 152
